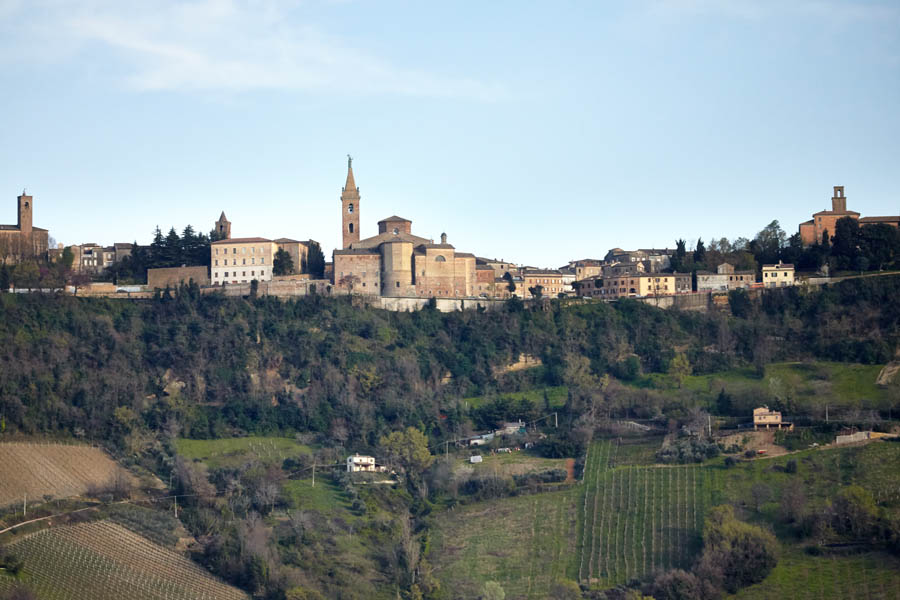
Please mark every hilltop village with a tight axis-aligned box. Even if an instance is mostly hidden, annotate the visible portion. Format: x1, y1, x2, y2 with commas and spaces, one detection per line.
2, 162, 899, 308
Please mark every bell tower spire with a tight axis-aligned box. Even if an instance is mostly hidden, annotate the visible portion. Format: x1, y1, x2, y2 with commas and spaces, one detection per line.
341, 155, 360, 249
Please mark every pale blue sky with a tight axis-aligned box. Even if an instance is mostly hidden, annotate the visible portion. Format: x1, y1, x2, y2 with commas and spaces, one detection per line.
1, 0, 898, 267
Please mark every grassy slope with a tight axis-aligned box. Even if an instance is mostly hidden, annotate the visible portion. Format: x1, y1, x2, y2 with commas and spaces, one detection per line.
463, 385, 568, 410
174, 436, 312, 469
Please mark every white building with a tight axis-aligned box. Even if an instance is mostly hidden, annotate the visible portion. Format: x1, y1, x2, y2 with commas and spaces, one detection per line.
210, 237, 277, 286
346, 453, 377, 473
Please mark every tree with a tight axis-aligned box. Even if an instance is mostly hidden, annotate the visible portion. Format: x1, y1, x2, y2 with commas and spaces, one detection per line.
696, 505, 778, 594
693, 238, 706, 264
379, 427, 434, 477
528, 284, 543, 299
671, 238, 688, 272
481, 581, 505, 600
831, 216, 860, 270
273, 248, 294, 276
651, 569, 711, 600
669, 353, 691, 388
502, 271, 516, 293
306, 241, 325, 278
754, 220, 787, 265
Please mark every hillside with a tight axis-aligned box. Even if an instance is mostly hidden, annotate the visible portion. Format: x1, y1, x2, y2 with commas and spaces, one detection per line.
0, 443, 136, 508
0, 520, 248, 600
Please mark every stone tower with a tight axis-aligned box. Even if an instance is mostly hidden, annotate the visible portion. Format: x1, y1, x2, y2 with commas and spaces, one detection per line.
215, 211, 231, 239
831, 186, 847, 213
17, 190, 32, 236
341, 156, 360, 249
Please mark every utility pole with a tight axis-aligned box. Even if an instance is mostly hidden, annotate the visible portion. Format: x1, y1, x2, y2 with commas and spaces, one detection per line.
312, 458, 316, 488
554, 412, 558, 428
23, 493, 26, 517
174, 496, 178, 519
708, 414, 712, 437
445, 440, 449, 460
826, 404, 829, 423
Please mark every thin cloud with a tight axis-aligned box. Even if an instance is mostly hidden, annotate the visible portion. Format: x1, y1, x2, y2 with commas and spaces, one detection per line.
3, 0, 503, 100
646, 0, 900, 22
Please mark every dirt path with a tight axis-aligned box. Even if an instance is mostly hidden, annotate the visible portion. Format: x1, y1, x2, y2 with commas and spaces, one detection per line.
565, 458, 575, 483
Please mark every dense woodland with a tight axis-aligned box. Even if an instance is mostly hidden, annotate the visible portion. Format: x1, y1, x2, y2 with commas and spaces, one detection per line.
1, 276, 899, 447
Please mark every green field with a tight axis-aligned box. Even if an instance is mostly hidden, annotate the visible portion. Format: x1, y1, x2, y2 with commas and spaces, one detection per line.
463, 385, 568, 410
430, 488, 578, 600
175, 436, 312, 469
733, 550, 900, 599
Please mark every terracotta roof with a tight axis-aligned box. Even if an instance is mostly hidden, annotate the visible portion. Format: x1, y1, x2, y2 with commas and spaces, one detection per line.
274, 238, 302, 243
763, 263, 794, 268
423, 243, 455, 250
811, 209, 860, 216
377, 215, 412, 223
352, 231, 431, 249
859, 216, 900, 223
343, 165, 357, 192
334, 248, 380, 256
211, 237, 272, 244
455, 252, 475, 258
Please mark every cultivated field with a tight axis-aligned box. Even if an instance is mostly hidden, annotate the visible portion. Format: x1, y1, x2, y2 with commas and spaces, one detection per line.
430, 489, 578, 600
734, 550, 900, 600
175, 436, 312, 469
577, 440, 716, 587
0, 520, 248, 600
0, 443, 134, 508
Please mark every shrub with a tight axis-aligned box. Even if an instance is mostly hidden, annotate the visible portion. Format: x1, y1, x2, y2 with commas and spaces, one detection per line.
656, 438, 720, 464
696, 505, 778, 594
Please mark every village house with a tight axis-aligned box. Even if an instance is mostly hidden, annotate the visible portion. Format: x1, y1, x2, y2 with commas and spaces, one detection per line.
346, 453, 377, 473
696, 263, 755, 292
753, 406, 793, 430
762, 261, 795, 288
211, 237, 277, 285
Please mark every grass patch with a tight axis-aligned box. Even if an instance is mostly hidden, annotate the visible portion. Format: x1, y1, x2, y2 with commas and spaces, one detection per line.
281, 478, 355, 517
175, 436, 312, 469
463, 386, 568, 410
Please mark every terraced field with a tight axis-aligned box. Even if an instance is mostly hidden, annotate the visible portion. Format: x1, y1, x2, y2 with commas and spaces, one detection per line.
0, 520, 248, 600
0, 443, 135, 507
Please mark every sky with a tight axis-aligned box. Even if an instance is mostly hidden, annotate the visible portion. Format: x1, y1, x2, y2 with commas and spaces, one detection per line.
1, 0, 898, 268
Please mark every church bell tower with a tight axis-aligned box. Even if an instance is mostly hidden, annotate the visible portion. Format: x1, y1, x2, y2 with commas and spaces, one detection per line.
341, 155, 360, 249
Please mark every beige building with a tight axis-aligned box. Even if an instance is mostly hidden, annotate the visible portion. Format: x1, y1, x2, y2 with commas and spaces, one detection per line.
697, 263, 755, 292
762, 261, 795, 288
332, 162, 478, 298
211, 237, 277, 285
753, 406, 792, 430
522, 269, 566, 298
579, 272, 678, 299
0, 191, 49, 263
274, 238, 314, 274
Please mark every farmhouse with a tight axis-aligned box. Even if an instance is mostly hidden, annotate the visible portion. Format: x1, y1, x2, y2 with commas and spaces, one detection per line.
346, 453, 377, 472
752, 406, 793, 430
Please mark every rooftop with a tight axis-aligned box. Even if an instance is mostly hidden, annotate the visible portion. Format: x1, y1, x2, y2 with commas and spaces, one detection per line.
211, 237, 272, 244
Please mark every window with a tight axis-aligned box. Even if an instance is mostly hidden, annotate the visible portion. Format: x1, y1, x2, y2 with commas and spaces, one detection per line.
242, 247, 246, 254
243, 259, 246, 265
348, 203, 354, 213
225, 272, 229, 277
233, 248, 237, 254
232, 259, 236, 265
261, 258, 265, 264
252, 258, 255, 264
349, 223, 354, 233
215, 260, 218, 266
242, 271, 246, 276
251, 271, 255, 276
435, 255, 446, 262
396, 281, 400, 287
393, 228, 399, 235
260, 270, 265, 276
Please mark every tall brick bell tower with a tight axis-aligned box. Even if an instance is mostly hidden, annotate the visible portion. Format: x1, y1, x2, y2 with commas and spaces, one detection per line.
341, 155, 360, 249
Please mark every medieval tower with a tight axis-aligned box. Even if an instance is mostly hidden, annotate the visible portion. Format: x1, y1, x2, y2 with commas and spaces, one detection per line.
341, 156, 360, 249
17, 190, 32, 237
215, 211, 231, 239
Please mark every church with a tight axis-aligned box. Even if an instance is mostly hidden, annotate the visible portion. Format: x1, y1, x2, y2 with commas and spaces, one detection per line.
0, 191, 50, 263
332, 159, 478, 298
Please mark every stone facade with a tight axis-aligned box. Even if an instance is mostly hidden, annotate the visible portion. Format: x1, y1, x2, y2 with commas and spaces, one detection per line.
0, 191, 49, 263
211, 237, 277, 285
148, 266, 209, 289
331, 162, 478, 298
697, 263, 754, 292
274, 238, 313, 275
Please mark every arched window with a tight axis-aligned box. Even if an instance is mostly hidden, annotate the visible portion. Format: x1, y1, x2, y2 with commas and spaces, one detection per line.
434, 255, 446, 262
348, 203, 354, 213
392, 227, 399, 235
349, 223, 354, 233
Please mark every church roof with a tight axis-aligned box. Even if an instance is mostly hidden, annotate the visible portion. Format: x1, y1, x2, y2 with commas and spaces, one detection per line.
377, 215, 412, 224
218, 211, 228, 221
351, 230, 431, 249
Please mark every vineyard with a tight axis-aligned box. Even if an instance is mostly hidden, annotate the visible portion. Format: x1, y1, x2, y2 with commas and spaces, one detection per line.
577, 440, 716, 587
0, 520, 248, 600
0, 443, 135, 508
734, 550, 900, 600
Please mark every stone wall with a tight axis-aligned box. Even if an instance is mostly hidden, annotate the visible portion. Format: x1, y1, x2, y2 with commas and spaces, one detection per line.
148, 266, 210, 289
